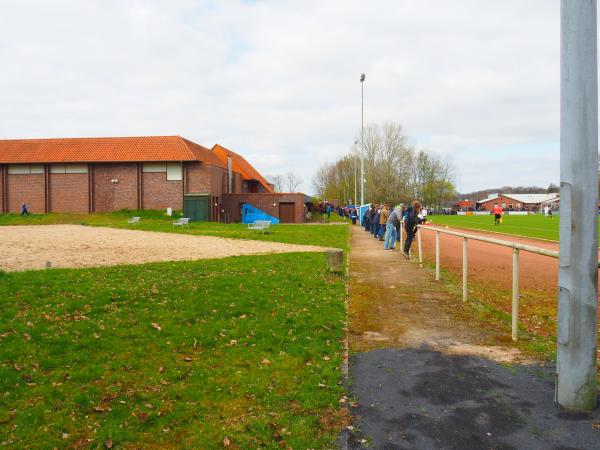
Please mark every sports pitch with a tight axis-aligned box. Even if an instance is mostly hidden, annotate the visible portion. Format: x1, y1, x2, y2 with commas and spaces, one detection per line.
428, 213, 600, 243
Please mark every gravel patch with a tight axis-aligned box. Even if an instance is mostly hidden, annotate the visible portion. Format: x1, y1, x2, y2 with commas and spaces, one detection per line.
0, 225, 327, 271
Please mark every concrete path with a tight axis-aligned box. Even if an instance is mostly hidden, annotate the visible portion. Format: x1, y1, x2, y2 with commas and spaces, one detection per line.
346, 225, 600, 450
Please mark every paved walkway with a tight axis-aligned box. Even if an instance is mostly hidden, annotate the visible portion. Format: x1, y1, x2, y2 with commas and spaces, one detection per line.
346, 225, 600, 450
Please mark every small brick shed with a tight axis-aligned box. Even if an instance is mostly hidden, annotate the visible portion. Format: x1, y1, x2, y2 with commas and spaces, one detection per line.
0, 136, 308, 223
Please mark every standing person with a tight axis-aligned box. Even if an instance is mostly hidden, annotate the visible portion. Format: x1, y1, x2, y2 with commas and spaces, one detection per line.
364, 205, 372, 231
384, 205, 402, 250
403, 200, 423, 259
378, 204, 389, 241
350, 208, 357, 225
21, 203, 30, 216
396, 203, 405, 244
492, 203, 503, 225
548, 206, 553, 219
371, 206, 381, 237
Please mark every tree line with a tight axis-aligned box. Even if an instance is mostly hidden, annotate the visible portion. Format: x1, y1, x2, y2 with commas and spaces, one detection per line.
313, 122, 456, 209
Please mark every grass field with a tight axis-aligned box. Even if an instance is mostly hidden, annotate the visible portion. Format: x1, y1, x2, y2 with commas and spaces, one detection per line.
428, 213, 600, 242
0, 210, 348, 250
0, 215, 349, 448
0, 252, 347, 449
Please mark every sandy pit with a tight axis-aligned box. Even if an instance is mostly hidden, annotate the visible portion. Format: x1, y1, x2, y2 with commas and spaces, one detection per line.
0, 225, 328, 271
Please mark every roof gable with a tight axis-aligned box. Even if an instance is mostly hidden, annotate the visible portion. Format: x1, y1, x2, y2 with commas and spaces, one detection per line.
212, 144, 274, 193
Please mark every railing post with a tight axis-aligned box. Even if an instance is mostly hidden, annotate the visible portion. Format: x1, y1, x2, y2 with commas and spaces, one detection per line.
435, 231, 440, 281
417, 230, 423, 267
462, 237, 468, 302
399, 223, 403, 249
512, 247, 520, 341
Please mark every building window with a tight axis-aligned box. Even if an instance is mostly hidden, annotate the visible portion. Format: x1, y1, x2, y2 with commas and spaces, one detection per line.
50, 164, 88, 174
143, 163, 167, 173
166, 163, 182, 181
142, 163, 182, 181
8, 164, 44, 174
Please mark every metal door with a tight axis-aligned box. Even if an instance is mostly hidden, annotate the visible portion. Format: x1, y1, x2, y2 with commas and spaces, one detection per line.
184, 195, 210, 222
278, 202, 295, 223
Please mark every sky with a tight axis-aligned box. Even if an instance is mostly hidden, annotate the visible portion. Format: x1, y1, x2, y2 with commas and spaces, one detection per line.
0, 0, 571, 194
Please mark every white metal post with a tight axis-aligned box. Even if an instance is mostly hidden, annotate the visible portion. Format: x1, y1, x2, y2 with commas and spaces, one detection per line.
462, 238, 468, 302
354, 142, 357, 207
512, 248, 520, 341
360, 74, 365, 206
435, 231, 440, 281
399, 223, 403, 249
557, 0, 599, 411
417, 231, 423, 267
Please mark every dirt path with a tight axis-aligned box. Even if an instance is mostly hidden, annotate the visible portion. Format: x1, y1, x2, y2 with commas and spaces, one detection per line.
346, 225, 600, 450
0, 225, 328, 271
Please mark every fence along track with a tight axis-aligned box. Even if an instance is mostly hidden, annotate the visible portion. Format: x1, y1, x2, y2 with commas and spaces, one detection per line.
413, 225, 566, 341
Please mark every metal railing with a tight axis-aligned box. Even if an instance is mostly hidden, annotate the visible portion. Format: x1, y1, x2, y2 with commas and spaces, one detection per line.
406, 225, 560, 342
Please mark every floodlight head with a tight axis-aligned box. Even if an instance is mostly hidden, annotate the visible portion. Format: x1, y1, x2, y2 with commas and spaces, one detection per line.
360, 73, 365, 82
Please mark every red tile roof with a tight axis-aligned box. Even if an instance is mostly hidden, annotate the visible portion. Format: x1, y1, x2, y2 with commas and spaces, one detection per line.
0, 136, 223, 165
180, 138, 226, 169
212, 144, 274, 193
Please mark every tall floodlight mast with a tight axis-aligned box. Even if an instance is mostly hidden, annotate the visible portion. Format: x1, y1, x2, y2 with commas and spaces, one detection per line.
360, 73, 365, 206
557, 0, 598, 411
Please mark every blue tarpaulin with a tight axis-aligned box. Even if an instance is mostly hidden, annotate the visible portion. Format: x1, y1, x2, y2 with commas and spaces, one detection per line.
241, 203, 280, 224
359, 204, 371, 225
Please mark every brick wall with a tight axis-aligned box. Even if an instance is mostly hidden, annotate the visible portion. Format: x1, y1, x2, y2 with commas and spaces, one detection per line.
0, 166, 5, 213
222, 193, 307, 223
93, 164, 139, 212
142, 172, 183, 210
210, 166, 225, 197
480, 195, 533, 211
186, 162, 212, 194
49, 173, 89, 213
7, 173, 46, 213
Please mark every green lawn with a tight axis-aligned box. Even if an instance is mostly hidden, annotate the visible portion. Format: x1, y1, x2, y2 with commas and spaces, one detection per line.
0, 252, 347, 449
0, 210, 348, 250
428, 213, 600, 242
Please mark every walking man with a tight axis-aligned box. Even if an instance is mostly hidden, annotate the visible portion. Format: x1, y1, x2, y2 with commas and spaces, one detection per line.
21, 203, 30, 216
403, 200, 423, 259
492, 203, 503, 225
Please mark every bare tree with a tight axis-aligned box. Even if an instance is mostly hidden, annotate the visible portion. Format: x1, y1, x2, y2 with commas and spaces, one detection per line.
266, 174, 284, 192
285, 172, 303, 192
314, 121, 456, 207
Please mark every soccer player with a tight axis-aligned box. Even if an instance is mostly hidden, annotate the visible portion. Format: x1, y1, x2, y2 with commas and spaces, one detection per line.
493, 203, 503, 225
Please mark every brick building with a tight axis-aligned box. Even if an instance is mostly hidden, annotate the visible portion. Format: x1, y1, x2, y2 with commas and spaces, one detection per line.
478, 193, 559, 212
0, 136, 307, 223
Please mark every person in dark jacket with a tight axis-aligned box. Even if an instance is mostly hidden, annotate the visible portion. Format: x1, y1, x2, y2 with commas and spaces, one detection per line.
369, 205, 378, 234
371, 206, 381, 237
364, 206, 373, 231
21, 203, 30, 216
403, 200, 423, 259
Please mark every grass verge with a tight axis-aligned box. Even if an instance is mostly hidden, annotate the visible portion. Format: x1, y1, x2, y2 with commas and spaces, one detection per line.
428, 213, 600, 243
0, 252, 347, 448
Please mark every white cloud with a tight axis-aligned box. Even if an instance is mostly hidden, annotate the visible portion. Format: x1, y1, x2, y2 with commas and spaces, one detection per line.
0, 0, 571, 193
